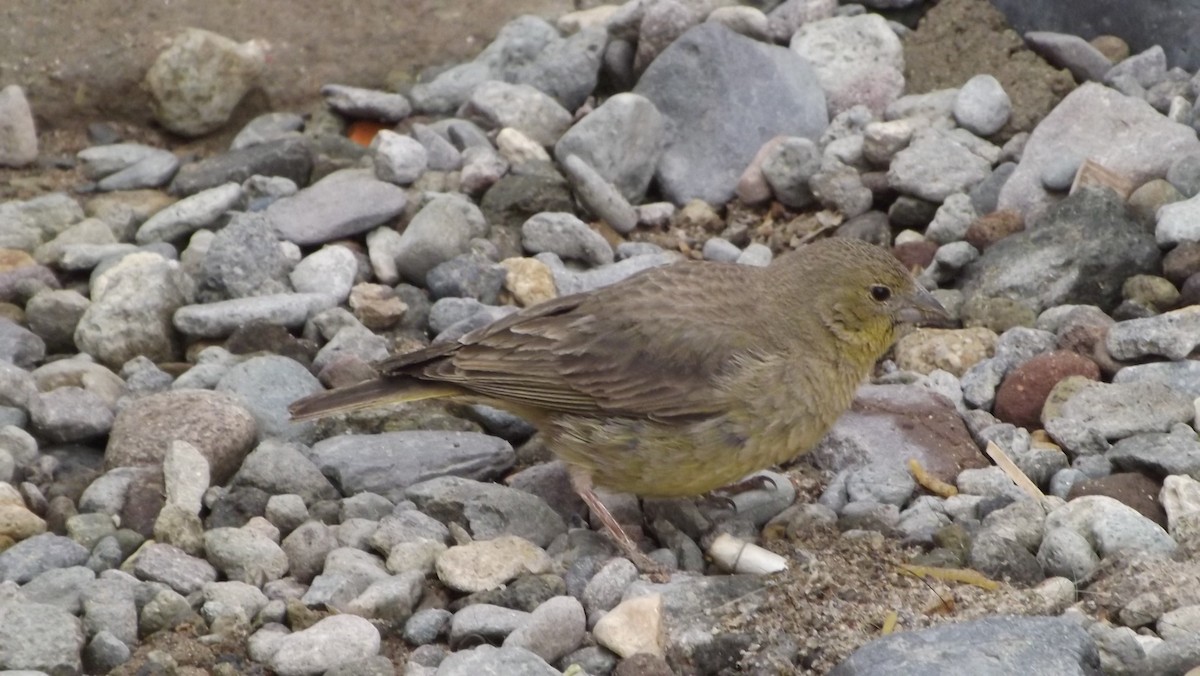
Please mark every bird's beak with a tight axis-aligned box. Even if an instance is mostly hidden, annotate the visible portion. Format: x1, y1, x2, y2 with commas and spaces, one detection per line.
896, 286, 951, 327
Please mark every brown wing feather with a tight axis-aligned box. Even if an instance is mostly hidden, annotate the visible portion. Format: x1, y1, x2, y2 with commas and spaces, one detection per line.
383, 262, 770, 420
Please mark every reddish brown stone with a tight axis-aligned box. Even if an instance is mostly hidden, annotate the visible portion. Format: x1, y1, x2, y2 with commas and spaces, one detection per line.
994, 351, 1101, 429
1163, 242, 1200, 286
892, 240, 939, 272
1068, 472, 1166, 528
965, 210, 1025, 251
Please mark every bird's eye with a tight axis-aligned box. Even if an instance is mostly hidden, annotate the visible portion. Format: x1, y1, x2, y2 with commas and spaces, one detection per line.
869, 285, 891, 302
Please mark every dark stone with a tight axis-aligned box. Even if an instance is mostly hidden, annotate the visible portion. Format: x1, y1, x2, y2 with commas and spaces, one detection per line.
169, 137, 313, 196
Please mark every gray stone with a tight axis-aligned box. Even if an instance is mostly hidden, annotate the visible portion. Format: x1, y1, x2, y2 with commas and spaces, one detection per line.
204, 526, 288, 586
633, 22, 826, 205
845, 463, 916, 507
25, 289, 89, 354
450, 603, 530, 645
0, 319, 45, 369
321, 84, 412, 122
404, 607, 452, 645
0, 533, 89, 584
1156, 193, 1200, 248
790, 13, 904, 117
29, 386, 114, 443
554, 92, 664, 202
0, 601, 86, 675
760, 137, 820, 209
19, 566, 95, 614
1113, 360, 1200, 399
394, 194, 490, 285
407, 475, 565, 548
1044, 379, 1193, 454
888, 129, 992, 203
503, 595, 586, 664
128, 542, 217, 594
174, 292, 337, 337
145, 28, 265, 137
74, 253, 194, 368
371, 130, 427, 185
997, 83, 1200, 223
193, 211, 293, 301
81, 577, 138, 648
464, 81, 572, 147
521, 212, 613, 267
962, 188, 1160, 314
136, 182, 243, 244
84, 629, 131, 674
953, 74, 1010, 136
1108, 426, 1200, 479
170, 137, 313, 196
1045, 495, 1176, 558
436, 644, 558, 676
1038, 526, 1101, 582
308, 431, 514, 503
230, 112, 305, 151
269, 614, 381, 676
425, 254, 506, 303
0, 85, 38, 167
267, 169, 407, 246
559, 154, 639, 234
830, 615, 1099, 676
96, 150, 181, 191
1023, 31, 1112, 83
515, 26, 606, 112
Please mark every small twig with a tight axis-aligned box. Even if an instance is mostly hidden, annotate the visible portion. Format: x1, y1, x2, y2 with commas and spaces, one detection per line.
908, 459, 958, 497
897, 563, 1000, 591
985, 441, 1046, 502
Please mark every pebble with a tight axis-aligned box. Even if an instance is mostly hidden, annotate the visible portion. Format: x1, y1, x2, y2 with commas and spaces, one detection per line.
1024, 31, 1112, 83
436, 645, 559, 676
135, 182, 242, 244
393, 194, 490, 284
435, 535, 552, 593
464, 81, 572, 147
230, 112, 305, 151
888, 129, 992, 203
268, 614, 381, 676
1045, 495, 1175, 558
407, 475, 565, 548
593, 593, 664, 659
560, 154, 639, 234
321, 84, 412, 122
790, 14, 904, 117
308, 431, 514, 502
0, 601, 86, 674
953, 74, 1011, 136
1043, 378, 1194, 455
370, 130, 427, 185
521, 212, 613, 266
760, 136, 820, 208
290, 245, 358, 303
1156, 193, 1200, 247
174, 292, 337, 337
502, 595, 586, 663
145, 28, 265, 137
170, 137, 313, 196
266, 169, 408, 246
554, 93, 665, 202
0, 85, 38, 167
633, 22, 826, 205
830, 615, 1098, 675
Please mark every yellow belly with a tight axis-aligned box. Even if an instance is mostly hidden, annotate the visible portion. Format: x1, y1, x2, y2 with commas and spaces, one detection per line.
546, 411, 829, 497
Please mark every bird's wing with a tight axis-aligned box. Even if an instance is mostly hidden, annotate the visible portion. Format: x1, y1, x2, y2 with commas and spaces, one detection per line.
383, 262, 765, 419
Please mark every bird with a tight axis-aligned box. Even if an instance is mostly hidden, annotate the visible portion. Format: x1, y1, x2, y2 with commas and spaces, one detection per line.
290, 237, 948, 571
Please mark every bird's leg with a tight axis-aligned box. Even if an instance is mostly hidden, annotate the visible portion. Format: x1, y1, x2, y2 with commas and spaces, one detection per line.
717, 473, 779, 496
569, 468, 667, 578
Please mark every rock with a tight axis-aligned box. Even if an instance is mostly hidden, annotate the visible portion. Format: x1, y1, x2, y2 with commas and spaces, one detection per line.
436, 536, 552, 593
74, 253, 194, 368
962, 188, 1159, 314
0, 85, 38, 168
371, 130, 427, 185
633, 22, 826, 205
135, 182, 242, 244
954, 74, 1011, 137
829, 615, 1098, 675
144, 28, 266, 137
810, 384, 986, 483
435, 645, 558, 676
503, 595, 586, 664
993, 351, 1101, 429
170, 137, 313, 196
216, 355, 322, 443
1045, 495, 1175, 558
997, 83, 1200, 223
888, 129, 992, 203
593, 594, 663, 659
0, 319, 46, 370
0, 601, 86, 675
204, 526, 288, 585
1068, 472, 1167, 528
1157, 193, 1200, 247
407, 475, 565, 548
0, 532, 88, 583
554, 93, 664, 202
521, 212, 613, 267
1024, 31, 1112, 83
105, 389, 256, 484
463, 81, 572, 147
269, 614, 381, 676
790, 14, 904, 117
893, 327, 997, 377
394, 194, 489, 285
308, 431, 514, 503
559, 154, 639, 234
267, 169, 407, 246
174, 293, 336, 338
127, 541, 217, 594
321, 84, 412, 122
1109, 427, 1200, 481
1043, 377, 1193, 455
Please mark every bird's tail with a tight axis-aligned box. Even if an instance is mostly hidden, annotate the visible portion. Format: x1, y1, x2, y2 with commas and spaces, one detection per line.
288, 378, 461, 421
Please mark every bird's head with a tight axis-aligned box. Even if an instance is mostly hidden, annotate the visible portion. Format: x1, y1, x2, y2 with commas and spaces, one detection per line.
771, 238, 949, 366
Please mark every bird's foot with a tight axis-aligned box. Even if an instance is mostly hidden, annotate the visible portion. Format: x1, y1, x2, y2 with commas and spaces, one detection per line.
716, 473, 778, 496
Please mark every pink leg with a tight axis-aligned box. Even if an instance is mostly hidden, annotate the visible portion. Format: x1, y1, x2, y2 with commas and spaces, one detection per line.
569, 468, 666, 577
